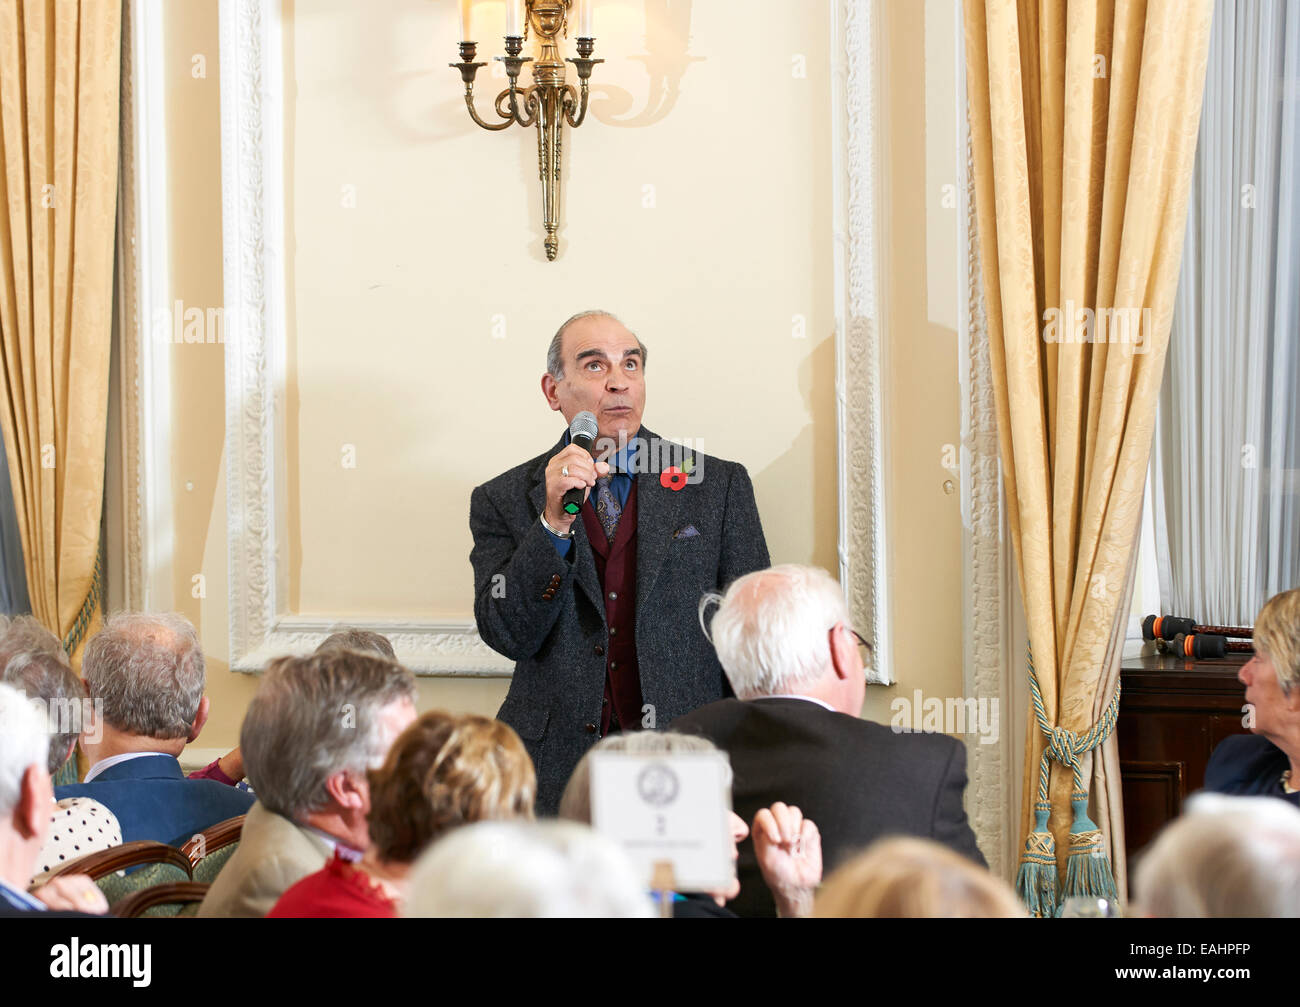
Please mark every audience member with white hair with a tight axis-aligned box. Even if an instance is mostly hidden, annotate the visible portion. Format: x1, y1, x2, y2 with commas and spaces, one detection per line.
55, 612, 254, 846
559, 730, 822, 917
0, 682, 107, 916
1134, 793, 1300, 917
671, 564, 984, 916
199, 648, 417, 917
403, 821, 654, 918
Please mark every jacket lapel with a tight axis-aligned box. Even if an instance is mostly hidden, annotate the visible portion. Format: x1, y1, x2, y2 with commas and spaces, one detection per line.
530, 433, 604, 615
634, 427, 688, 619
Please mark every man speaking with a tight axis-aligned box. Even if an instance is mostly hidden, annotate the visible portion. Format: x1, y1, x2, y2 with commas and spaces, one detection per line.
470, 310, 770, 813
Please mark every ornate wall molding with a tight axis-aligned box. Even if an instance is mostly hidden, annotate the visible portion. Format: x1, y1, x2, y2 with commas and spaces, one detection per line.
833, 0, 892, 685
208, 0, 889, 678
218, 0, 508, 675
958, 58, 1018, 875
115, 0, 174, 613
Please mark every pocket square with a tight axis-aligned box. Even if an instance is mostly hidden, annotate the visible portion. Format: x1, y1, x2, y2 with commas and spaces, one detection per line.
672, 525, 700, 540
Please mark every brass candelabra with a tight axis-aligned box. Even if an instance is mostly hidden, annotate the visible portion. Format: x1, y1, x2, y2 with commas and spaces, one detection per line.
450, 0, 603, 261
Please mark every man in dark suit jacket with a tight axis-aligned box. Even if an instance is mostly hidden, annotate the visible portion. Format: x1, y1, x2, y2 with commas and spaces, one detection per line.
56, 613, 254, 847
671, 564, 985, 917
471, 310, 770, 814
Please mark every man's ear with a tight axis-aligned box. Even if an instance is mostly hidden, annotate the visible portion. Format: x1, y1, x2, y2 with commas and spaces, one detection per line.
541, 373, 562, 411
323, 769, 367, 811
828, 623, 856, 682
17, 763, 52, 842
187, 696, 210, 744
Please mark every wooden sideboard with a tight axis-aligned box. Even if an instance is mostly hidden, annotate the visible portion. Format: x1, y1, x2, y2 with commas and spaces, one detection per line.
1118, 651, 1250, 865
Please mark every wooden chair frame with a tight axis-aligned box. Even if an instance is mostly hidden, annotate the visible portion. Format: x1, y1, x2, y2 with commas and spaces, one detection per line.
111, 881, 210, 918
40, 840, 193, 883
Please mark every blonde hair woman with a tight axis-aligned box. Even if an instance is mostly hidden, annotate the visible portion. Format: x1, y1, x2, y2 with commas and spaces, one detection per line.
1205, 587, 1300, 806
814, 837, 1025, 918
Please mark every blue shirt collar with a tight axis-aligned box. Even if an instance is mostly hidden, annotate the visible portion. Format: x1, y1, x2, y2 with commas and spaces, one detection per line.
0, 877, 46, 911
563, 425, 642, 475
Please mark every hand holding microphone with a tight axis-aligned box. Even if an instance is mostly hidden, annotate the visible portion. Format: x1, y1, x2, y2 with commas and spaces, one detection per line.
543, 411, 609, 534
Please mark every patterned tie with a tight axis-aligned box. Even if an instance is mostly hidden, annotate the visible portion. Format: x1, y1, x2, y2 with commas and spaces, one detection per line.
594, 475, 622, 545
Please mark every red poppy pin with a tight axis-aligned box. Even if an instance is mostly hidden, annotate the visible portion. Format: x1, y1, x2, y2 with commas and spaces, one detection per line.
660, 455, 694, 491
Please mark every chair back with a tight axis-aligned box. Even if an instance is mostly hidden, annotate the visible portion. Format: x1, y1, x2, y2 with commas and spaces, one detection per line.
42, 840, 193, 881
40, 839, 193, 910
112, 881, 210, 919
180, 814, 245, 866
192, 841, 240, 884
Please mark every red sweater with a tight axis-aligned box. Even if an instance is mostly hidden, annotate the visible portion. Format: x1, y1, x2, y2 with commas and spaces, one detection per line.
267, 851, 398, 918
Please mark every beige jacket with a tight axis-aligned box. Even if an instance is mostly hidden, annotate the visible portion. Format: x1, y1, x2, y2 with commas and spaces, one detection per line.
198, 801, 332, 918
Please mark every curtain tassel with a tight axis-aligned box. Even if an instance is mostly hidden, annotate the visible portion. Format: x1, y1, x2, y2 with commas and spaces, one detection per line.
1058, 791, 1120, 913
1015, 799, 1059, 919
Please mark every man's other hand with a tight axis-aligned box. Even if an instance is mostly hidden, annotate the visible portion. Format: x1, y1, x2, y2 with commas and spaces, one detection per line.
753, 802, 822, 918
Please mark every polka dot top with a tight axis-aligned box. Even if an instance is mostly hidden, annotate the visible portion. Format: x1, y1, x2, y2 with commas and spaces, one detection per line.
31, 798, 123, 885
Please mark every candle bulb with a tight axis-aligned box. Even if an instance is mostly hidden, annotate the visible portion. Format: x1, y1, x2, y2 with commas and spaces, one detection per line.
579, 0, 592, 37
505, 0, 521, 37
459, 0, 473, 42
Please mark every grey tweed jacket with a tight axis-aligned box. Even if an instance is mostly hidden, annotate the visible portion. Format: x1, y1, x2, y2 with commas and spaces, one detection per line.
469, 427, 770, 814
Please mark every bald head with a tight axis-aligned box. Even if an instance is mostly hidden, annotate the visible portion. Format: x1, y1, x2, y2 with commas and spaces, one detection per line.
83, 613, 206, 740
546, 310, 647, 380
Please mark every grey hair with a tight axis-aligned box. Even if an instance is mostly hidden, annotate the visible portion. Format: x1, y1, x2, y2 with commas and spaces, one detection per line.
547, 310, 648, 379
403, 820, 654, 918
0, 614, 70, 671
83, 612, 206, 740
241, 649, 416, 821
0, 681, 50, 817
0, 615, 76, 774
315, 628, 396, 660
700, 564, 851, 700
2, 651, 85, 774
558, 729, 728, 824
1134, 793, 1300, 917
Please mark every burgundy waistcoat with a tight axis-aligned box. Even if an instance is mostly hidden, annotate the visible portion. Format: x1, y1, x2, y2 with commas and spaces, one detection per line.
581, 480, 642, 735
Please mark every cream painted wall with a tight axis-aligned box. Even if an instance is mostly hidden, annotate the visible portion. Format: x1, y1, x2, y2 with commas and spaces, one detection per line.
144, 0, 967, 755
861, 0, 965, 728
281, 0, 836, 618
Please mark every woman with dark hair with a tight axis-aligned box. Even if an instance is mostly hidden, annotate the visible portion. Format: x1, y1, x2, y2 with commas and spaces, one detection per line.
269, 711, 535, 917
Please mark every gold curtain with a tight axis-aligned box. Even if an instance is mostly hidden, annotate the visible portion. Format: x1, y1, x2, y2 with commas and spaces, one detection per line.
0, 0, 120, 663
963, 0, 1212, 910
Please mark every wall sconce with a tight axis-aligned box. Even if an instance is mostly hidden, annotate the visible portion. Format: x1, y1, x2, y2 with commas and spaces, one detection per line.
451, 0, 603, 261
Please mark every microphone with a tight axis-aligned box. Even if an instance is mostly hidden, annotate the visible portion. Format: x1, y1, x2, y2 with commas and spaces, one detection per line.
561, 411, 599, 516
1170, 632, 1228, 660
1142, 615, 1196, 641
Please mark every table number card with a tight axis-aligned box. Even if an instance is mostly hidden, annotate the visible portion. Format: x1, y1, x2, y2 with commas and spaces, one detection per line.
589, 751, 734, 892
